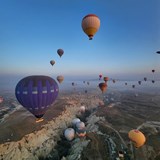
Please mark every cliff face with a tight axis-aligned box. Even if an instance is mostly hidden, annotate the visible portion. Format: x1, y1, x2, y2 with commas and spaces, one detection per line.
0, 95, 100, 160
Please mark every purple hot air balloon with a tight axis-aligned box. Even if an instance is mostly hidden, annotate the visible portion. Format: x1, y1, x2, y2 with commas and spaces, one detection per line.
15, 75, 59, 122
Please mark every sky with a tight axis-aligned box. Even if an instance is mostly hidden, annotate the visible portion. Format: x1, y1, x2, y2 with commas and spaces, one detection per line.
0, 0, 160, 82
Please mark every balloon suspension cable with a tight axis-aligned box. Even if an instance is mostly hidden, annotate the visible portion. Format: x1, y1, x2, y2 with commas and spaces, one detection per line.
36, 117, 44, 123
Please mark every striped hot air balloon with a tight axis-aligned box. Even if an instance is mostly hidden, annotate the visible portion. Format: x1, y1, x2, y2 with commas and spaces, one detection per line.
15, 75, 59, 122
82, 14, 100, 40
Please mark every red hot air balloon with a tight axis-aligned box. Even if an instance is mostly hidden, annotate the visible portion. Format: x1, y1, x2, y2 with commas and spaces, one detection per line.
57, 49, 64, 57
15, 75, 59, 122
99, 82, 107, 93
103, 77, 109, 83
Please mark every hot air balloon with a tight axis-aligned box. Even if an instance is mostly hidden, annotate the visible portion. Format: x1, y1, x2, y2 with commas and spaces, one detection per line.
15, 75, 59, 122
57, 75, 64, 84
85, 90, 88, 94
128, 129, 146, 148
82, 14, 100, 40
57, 49, 64, 57
112, 79, 116, 83
72, 82, 75, 86
87, 81, 90, 85
144, 77, 147, 81
125, 82, 128, 85
83, 81, 85, 84
132, 85, 135, 88
64, 128, 75, 141
72, 118, 81, 127
79, 106, 85, 113
99, 74, 102, 80
152, 69, 155, 73
50, 60, 55, 66
76, 121, 85, 129
138, 81, 141, 85
0, 96, 3, 104
156, 51, 160, 54
104, 77, 109, 83
152, 80, 155, 83
99, 82, 107, 93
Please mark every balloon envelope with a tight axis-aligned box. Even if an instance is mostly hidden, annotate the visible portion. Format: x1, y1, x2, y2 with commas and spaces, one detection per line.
57, 49, 64, 57
64, 128, 75, 141
57, 75, 64, 84
50, 60, 55, 66
76, 121, 85, 129
72, 118, 81, 127
104, 77, 109, 82
128, 129, 146, 148
15, 75, 59, 121
99, 74, 102, 79
99, 82, 107, 93
82, 14, 100, 40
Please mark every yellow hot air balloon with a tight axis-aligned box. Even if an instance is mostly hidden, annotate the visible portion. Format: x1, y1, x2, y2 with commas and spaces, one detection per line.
57, 75, 64, 84
82, 14, 100, 40
128, 129, 146, 148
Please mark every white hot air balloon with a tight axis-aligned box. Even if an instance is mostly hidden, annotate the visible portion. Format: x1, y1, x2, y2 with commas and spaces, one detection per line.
64, 128, 75, 141
76, 121, 85, 130
79, 106, 85, 113
72, 118, 81, 127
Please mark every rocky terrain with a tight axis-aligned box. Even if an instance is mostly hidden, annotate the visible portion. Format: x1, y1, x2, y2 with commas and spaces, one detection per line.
0, 89, 160, 160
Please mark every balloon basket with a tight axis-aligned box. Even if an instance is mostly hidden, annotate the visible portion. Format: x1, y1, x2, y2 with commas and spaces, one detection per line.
36, 118, 44, 123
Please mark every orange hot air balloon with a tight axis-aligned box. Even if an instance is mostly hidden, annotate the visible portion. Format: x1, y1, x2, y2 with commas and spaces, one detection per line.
99, 82, 107, 93
82, 14, 100, 40
57, 75, 64, 84
128, 129, 146, 148
103, 77, 109, 83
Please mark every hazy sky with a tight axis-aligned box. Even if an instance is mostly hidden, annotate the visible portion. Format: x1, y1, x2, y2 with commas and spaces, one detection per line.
0, 0, 160, 80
